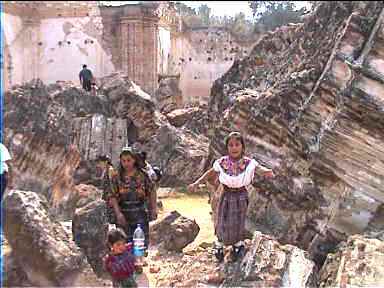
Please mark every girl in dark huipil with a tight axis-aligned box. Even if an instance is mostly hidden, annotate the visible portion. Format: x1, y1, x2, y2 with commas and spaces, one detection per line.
104, 147, 157, 251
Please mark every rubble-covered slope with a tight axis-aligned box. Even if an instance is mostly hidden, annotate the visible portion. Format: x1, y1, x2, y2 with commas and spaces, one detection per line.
206, 1, 384, 260
319, 234, 384, 287
166, 106, 209, 136
4, 74, 208, 214
3, 190, 108, 287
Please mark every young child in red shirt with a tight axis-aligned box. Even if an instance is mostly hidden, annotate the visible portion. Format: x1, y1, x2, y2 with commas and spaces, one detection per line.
104, 228, 138, 287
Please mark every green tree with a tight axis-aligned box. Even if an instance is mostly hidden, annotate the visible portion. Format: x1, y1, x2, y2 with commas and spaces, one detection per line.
231, 12, 252, 35
175, 2, 196, 16
197, 4, 211, 25
249, 1, 310, 31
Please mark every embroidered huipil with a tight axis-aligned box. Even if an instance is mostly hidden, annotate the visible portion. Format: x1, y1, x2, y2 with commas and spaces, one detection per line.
211, 155, 271, 245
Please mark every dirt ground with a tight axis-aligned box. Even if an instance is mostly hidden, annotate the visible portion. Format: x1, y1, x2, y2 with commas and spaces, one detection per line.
2, 191, 220, 287
140, 192, 218, 287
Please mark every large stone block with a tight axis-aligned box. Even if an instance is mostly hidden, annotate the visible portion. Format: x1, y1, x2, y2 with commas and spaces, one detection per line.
3, 190, 106, 286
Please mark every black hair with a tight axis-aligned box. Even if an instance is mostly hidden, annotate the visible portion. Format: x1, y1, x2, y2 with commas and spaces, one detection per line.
118, 147, 146, 181
83, 64, 87, 68
107, 228, 127, 248
153, 166, 162, 181
140, 151, 147, 162
225, 131, 246, 156
96, 154, 112, 166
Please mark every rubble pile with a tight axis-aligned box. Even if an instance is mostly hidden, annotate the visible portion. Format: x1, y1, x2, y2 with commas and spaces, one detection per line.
206, 1, 384, 260
166, 105, 209, 135
319, 235, 384, 286
4, 73, 209, 212
157, 231, 316, 287
150, 210, 200, 251
3, 190, 110, 287
4, 1, 384, 286
154, 76, 182, 114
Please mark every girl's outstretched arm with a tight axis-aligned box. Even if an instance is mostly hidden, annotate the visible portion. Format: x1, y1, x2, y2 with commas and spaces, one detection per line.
188, 168, 217, 192
255, 163, 274, 178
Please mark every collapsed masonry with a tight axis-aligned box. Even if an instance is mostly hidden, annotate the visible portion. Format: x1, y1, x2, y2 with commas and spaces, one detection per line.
3, 1, 256, 104
208, 0, 384, 264
4, 73, 208, 219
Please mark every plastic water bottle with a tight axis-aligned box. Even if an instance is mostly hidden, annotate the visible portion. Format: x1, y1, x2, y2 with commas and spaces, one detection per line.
133, 224, 145, 265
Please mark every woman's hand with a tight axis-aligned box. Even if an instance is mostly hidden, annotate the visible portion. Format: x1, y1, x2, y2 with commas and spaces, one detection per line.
148, 204, 158, 221
188, 182, 198, 193
263, 170, 274, 179
149, 209, 158, 222
116, 211, 127, 227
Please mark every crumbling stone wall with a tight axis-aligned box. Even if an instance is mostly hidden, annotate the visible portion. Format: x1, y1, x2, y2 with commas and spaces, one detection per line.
207, 1, 384, 258
170, 27, 256, 104
2, 10, 31, 86
3, 1, 177, 96
3, 1, 256, 105
3, 1, 115, 88
4, 74, 209, 215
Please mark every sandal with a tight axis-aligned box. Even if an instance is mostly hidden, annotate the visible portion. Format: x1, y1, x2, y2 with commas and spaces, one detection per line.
213, 246, 224, 263
231, 244, 245, 262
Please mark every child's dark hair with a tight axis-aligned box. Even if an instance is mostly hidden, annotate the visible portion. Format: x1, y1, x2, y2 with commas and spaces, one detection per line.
96, 154, 112, 166
225, 131, 246, 155
107, 228, 127, 248
140, 151, 147, 162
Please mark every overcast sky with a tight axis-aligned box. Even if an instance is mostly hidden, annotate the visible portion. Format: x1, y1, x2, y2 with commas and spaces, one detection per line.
100, 1, 311, 19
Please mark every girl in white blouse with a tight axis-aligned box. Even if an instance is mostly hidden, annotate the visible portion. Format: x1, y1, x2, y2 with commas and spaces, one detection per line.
188, 132, 273, 262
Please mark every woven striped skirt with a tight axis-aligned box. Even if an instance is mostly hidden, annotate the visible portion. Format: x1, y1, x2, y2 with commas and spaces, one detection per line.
214, 186, 249, 246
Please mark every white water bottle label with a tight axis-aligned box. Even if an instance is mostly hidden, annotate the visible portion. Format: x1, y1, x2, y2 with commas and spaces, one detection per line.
133, 240, 145, 257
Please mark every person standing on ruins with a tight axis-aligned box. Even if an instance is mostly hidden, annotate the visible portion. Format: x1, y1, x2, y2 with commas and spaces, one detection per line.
79, 64, 93, 92
188, 132, 274, 262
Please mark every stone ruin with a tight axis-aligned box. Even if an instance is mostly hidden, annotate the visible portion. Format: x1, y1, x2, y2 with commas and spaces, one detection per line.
2, 1, 384, 287
3, 1, 254, 104
3, 73, 209, 218
208, 0, 384, 266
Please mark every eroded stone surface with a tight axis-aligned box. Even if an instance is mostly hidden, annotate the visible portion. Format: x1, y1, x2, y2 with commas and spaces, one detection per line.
205, 2, 384, 259
319, 235, 384, 287
72, 199, 109, 277
166, 105, 209, 136
150, 210, 200, 251
4, 74, 209, 213
3, 189, 106, 286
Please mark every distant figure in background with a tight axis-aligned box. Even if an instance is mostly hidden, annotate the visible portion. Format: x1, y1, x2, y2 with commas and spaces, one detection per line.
0, 142, 13, 204
79, 64, 93, 92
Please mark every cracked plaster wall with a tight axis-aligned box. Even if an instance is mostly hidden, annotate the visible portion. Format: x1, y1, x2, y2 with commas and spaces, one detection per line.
3, 7, 115, 90
170, 28, 256, 104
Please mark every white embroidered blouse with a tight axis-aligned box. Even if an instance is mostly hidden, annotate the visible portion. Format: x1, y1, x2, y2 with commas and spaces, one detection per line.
212, 156, 271, 188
